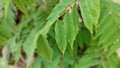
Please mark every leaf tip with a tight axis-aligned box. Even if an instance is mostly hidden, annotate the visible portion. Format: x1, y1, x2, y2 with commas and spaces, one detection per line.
61, 51, 65, 55
71, 45, 73, 50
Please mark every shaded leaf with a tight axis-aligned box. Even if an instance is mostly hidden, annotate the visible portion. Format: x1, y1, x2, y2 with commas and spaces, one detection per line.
37, 35, 53, 61
55, 20, 67, 54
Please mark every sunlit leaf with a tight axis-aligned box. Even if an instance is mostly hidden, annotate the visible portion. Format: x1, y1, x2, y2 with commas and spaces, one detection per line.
79, 0, 100, 32
39, 0, 76, 35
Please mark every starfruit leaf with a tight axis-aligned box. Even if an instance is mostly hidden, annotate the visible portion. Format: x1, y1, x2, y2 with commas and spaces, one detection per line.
102, 60, 110, 68
81, 28, 91, 44
75, 52, 101, 68
0, 23, 13, 38
22, 0, 34, 10
23, 28, 39, 67
109, 40, 120, 56
14, 0, 28, 15
71, 7, 79, 36
63, 11, 78, 49
4, 0, 10, 18
0, 35, 6, 45
46, 56, 61, 68
9, 37, 21, 62
75, 59, 100, 68
39, 0, 76, 35
32, 57, 42, 68
55, 20, 67, 54
76, 31, 84, 47
79, 0, 100, 32
37, 35, 53, 61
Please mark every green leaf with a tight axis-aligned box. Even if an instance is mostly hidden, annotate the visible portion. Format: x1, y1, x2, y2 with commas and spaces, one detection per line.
39, 0, 76, 35
55, 20, 67, 54
76, 31, 84, 48
22, 0, 34, 11
101, 55, 119, 68
63, 7, 80, 49
63, 12, 75, 49
79, 0, 100, 32
74, 49, 101, 68
37, 35, 53, 61
46, 56, 61, 68
14, 0, 28, 15
102, 60, 110, 68
32, 57, 42, 68
0, 23, 13, 38
4, 0, 10, 18
0, 35, 6, 45
75, 59, 100, 68
81, 28, 91, 44
109, 40, 120, 56
95, 0, 120, 52
80, 53, 101, 62
71, 7, 79, 36
96, 13, 120, 49
23, 28, 39, 67
9, 37, 21, 62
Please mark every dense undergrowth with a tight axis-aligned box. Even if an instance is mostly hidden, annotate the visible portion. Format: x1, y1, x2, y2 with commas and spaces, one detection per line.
0, 0, 120, 68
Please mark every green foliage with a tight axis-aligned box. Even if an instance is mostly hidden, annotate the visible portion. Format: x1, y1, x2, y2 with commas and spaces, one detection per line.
79, 0, 100, 32
0, 0, 120, 68
55, 20, 67, 54
37, 35, 53, 61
